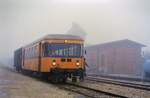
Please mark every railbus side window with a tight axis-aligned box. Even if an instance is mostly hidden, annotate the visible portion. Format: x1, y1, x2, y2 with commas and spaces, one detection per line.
43, 43, 49, 57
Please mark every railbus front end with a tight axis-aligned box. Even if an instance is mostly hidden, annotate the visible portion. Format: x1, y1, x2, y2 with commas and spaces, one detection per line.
41, 39, 85, 82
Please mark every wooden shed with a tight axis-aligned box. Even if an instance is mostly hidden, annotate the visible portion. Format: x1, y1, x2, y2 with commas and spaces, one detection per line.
86, 39, 146, 76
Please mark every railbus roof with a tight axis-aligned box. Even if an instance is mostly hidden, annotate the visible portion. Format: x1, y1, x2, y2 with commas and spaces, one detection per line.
24, 34, 84, 48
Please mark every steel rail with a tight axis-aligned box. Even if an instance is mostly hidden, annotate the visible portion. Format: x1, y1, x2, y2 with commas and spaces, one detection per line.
87, 73, 150, 82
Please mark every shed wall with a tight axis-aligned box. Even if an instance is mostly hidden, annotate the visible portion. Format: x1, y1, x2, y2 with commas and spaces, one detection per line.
86, 45, 144, 76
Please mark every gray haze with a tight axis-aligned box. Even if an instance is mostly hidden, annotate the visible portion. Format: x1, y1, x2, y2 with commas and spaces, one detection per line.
0, 0, 150, 65
66, 22, 87, 39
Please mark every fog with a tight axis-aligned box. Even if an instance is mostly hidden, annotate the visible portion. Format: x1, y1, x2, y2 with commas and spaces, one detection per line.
0, 0, 150, 65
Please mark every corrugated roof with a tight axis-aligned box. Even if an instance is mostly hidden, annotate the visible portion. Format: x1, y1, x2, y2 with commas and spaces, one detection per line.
86, 39, 146, 49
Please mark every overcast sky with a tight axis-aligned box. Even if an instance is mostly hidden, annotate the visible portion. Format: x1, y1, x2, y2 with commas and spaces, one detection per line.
0, 0, 150, 64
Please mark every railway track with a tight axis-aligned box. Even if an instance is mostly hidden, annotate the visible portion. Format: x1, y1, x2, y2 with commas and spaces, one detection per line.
58, 82, 127, 98
3, 66, 149, 98
87, 73, 150, 83
86, 75, 150, 91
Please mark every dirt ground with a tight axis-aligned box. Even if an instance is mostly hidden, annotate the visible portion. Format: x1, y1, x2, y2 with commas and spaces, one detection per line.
0, 65, 84, 98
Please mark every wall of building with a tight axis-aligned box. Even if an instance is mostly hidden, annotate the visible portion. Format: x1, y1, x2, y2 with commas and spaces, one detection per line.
86, 45, 144, 76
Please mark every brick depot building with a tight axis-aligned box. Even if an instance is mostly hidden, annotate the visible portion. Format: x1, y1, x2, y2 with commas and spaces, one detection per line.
86, 39, 146, 76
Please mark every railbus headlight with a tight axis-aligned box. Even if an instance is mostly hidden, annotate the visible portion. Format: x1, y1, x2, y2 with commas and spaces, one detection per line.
52, 62, 56, 66
76, 62, 80, 66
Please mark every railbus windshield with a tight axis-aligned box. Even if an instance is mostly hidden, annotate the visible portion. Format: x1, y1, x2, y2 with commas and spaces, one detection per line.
43, 43, 83, 58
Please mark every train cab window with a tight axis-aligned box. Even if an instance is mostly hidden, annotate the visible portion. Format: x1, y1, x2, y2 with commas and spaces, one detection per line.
59, 49, 63, 56
43, 43, 83, 57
